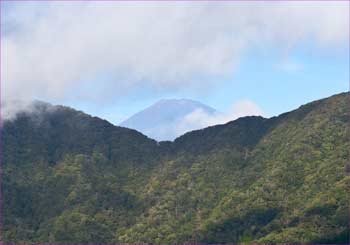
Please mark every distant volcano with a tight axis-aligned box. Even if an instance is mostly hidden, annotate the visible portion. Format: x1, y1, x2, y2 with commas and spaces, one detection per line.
120, 99, 218, 141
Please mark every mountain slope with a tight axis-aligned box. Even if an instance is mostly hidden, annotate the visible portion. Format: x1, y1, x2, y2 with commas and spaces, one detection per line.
120, 99, 217, 141
2, 92, 349, 244
3, 102, 162, 243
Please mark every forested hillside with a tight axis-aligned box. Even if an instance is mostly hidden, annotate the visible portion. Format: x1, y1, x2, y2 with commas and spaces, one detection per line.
2, 92, 349, 244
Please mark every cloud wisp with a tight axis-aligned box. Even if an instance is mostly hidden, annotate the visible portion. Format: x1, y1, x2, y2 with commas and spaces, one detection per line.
175, 99, 264, 137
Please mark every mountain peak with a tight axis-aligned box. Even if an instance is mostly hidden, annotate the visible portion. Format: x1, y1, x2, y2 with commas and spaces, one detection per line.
120, 98, 217, 141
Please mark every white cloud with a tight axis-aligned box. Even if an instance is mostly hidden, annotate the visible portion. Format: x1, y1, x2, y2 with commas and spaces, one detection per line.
2, 100, 33, 121
2, 2, 349, 116
175, 99, 264, 136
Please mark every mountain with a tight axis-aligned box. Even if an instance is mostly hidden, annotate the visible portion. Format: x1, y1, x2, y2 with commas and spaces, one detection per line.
120, 99, 218, 141
2, 92, 349, 244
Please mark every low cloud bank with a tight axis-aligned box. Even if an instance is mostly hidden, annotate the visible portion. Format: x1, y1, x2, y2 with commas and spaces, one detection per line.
142, 99, 264, 141
174, 100, 264, 137
182, 100, 264, 129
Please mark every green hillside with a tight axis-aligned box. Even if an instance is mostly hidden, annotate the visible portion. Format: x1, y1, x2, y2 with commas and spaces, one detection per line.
2, 93, 349, 244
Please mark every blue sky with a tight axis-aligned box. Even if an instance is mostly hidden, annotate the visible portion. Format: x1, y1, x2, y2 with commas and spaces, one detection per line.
66, 40, 349, 123
2, 1, 349, 125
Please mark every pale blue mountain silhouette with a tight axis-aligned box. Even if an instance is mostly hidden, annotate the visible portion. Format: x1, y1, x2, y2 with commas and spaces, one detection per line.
120, 99, 217, 141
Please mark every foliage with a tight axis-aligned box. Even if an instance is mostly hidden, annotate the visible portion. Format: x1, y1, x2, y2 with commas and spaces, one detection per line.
2, 93, 349, 244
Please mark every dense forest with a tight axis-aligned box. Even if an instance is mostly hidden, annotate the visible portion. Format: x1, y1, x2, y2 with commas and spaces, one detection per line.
2, 92, 349, 244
